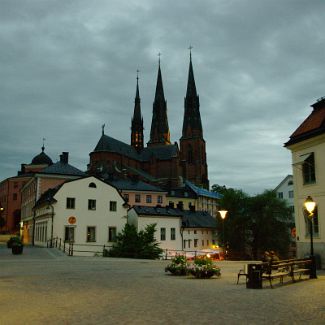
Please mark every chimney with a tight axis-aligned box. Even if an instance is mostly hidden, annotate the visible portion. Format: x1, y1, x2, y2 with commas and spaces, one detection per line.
177, 201, 184, 211
60, 152, 69, 164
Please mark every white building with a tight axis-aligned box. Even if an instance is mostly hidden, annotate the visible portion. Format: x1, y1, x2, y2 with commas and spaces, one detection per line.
33, 176, 128, 255
128, 205, 217, 255
285, 97, 325, 265
274, 175, 294, 216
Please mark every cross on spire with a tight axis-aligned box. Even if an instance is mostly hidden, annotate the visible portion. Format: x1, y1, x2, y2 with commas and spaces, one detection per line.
188, 45, 193, 60
102, 124, 105, 135
42, 138, 46, 152
136, 69, 139, 82
158, 52, 161, 65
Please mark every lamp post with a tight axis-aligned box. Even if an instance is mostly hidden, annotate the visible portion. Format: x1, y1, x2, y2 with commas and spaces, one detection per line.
304, 196, 317, 279
219, 210, 228, 259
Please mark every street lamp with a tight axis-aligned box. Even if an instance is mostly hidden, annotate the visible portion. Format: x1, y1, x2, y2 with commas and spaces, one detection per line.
0, 205, 5, 229
304, 196, 317, 279
219, 210, 228, 259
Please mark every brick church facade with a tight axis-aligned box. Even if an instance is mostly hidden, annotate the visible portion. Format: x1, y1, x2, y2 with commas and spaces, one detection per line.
88, 54, 209, 190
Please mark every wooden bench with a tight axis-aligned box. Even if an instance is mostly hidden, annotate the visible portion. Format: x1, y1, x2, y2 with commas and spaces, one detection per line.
261, 259, 311, 288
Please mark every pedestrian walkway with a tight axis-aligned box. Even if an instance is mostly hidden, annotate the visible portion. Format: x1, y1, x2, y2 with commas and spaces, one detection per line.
0, 246, 324, 325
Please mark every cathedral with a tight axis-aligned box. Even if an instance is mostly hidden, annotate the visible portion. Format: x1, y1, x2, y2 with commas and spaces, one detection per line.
88, 54, 209, 190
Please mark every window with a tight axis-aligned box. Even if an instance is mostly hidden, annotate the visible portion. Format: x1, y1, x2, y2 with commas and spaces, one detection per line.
108, 227, 117, 242
194, 239, 198, 247
194, 230, 197, 234
303, 153, 316, 184
135, 194, 141, 203
89, 182, 97, 188
87, 226, 96, 242
146, 195, 152, 203
88, 199, 96, 210
202, 240, 204, 246
288, 191, 294, 199
66, 198, 75, 209
278, 192, 283, 199
109, 201, 117, 211
170, 228, 176, 240
207, 240, 209, 246
14, 182, 18, 188
288, 180, 293, 186
157, 195, 163, 204
290, 206, 295, 213
160, 228, 166, 241
13, 193, 18, 201
184, 192, 188, 197
123, 194, 129, 202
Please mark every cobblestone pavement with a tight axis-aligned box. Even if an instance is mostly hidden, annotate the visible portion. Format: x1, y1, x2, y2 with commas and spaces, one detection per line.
0, 246, 324, 325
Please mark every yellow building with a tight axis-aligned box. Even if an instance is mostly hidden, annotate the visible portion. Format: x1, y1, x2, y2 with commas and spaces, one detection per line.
285, 97, 325, 265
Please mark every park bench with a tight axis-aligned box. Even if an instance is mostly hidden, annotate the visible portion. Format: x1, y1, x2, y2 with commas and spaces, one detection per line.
261, 258, 311, 288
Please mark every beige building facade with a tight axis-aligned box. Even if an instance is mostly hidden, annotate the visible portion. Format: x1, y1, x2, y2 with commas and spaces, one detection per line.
285, 97, 325, 265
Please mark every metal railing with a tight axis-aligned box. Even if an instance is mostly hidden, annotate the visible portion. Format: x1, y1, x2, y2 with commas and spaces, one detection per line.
46, 237, 112, 257
162, 248, 222, 260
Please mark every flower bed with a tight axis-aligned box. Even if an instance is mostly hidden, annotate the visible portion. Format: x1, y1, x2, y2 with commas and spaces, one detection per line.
188, 256, 221, 279
165, 255, 221, 279
165, 255, 188, 276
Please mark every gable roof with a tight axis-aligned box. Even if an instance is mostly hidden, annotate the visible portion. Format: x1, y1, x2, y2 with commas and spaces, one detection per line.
107, 178, 166, 192
132, 206, 217, 229
285, 97, 325, 146
41, 161, 85, 176
185, 180, 223, 199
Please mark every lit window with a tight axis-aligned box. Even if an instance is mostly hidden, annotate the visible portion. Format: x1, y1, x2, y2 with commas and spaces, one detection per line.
88, 199, 96, 210
109, 201, 117, 211
87, 226, 96, 242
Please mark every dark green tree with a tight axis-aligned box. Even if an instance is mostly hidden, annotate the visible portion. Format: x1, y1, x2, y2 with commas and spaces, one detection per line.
247, 190, 293, 259
108, 223, 163, 259
212, 185, 293, 260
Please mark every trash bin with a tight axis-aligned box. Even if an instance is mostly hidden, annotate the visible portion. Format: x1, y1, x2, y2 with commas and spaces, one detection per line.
246, 264, 263, 289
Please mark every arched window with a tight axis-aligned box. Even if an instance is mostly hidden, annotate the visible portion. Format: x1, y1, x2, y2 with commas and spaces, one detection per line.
89, 182, 97, 188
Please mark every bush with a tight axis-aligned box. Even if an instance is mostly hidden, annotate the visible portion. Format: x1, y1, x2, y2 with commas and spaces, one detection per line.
187, 256, 221, 279
7, 236, 22, 248
165, 255, 188, 276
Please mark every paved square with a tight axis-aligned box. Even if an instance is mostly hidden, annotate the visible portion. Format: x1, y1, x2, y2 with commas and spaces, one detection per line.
0, 246, 324, 324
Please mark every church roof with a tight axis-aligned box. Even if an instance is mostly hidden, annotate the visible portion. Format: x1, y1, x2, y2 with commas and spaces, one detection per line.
185, 180, 223, 199
93, 134, 178, 161
285, 97, 325, 146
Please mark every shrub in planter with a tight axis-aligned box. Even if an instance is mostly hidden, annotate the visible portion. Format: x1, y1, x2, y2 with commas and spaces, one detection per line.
12, 242, 24, 255
188, 256, 221, 279
7, 236, 21, 249
165, 255, 188, 276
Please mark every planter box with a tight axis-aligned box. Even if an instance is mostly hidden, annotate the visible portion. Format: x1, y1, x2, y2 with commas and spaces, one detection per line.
12, 244, 23, 255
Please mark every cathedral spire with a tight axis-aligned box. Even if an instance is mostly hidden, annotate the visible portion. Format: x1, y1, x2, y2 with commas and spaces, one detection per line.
182, 49, 202, 139
148, 56, 171, 146
131, 70, 144, 151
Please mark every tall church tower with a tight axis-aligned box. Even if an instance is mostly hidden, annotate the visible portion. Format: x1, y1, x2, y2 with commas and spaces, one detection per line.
180, 52, 209, 189
131, 73, 144, 151
148, 59, 171, 147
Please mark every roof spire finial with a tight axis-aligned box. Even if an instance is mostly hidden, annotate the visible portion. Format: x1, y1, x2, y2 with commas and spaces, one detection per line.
102, 124, 105, 136
158, 52, 161, 66
42, 138, 46, 152
136, 69, 139, 83
188, 45, 193, 61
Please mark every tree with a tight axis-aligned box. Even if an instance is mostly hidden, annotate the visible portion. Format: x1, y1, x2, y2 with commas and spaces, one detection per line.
108, 223, 163, 259
247, 190, 293, 259
212, 185, 293, 259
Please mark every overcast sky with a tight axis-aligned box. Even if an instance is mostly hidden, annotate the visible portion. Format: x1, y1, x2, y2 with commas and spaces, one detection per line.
1, 0, 324, 194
